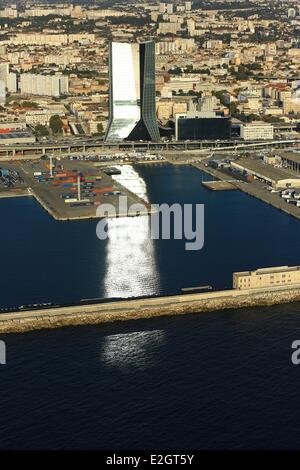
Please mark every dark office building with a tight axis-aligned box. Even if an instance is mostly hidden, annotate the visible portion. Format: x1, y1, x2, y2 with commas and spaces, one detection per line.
176, 116, 231, 141
105, 41, 160, 142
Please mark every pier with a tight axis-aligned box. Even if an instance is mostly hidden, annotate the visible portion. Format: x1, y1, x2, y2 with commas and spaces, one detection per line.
1, 283, 300, 334
201, 180, 237, 191
0, 160, 152, 221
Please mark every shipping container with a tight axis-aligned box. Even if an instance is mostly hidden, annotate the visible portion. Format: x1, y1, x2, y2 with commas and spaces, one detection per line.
93, 187, 114, 194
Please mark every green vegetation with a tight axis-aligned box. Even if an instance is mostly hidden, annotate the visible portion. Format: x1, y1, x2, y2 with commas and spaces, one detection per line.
76, 70, 99, 79
213, 90, 230, 107
34, 125, 50, 137
107, 15, 149, 27
21, 101, 39, 109
97, 123, 104, 134
168, 67, 182, 75
49, 115, 63, 134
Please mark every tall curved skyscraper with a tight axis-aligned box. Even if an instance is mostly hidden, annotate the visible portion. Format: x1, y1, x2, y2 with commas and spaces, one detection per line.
105, 41, 160, 142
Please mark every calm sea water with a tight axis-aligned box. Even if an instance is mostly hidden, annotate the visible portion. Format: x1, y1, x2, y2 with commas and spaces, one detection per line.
1, 163, 300, 449
1, 163, 300, 307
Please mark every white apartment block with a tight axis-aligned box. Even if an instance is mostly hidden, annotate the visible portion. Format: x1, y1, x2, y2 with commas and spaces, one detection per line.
0, 63, 17, 93
87, 9, 125, 19
0, 80, 6, 105
25, 110, 65, 126
155, 38, 196, 54
45, 54, 81, 66
20, 74, 69, 97
0, 63, 9, 83
24, 7, 71, 17
7, 73, 17, 93
0, 7, 18, 18
240, 122, 274, 141
10, 33, 95, 46
158, 22, 181, 34
159, 3, 174, 14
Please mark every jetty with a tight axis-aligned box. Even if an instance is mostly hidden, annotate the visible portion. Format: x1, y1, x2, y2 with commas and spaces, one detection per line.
1, 282, 300, 334
202, 180, 237, 191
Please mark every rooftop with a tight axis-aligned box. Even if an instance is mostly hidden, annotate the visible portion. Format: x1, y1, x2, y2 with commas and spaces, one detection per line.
235, 266, 300, 276
280, 151, 300, 164
233, 158, 299, 182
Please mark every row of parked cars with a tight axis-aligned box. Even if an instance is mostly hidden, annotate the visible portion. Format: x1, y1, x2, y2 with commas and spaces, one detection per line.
281, 189, 300, 206
0, 168, 24, 188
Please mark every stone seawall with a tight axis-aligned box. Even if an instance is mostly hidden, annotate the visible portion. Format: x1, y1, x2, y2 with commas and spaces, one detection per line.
1, 286, 300, 334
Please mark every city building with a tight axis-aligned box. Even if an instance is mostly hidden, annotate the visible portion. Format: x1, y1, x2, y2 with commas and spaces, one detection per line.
287, 8, 297, 18
0, 80, 5, 105
158, 22, 181, 34
175, 111, 231, 141
240, 122, 274, 141
20, 74, 69, 98
105, 41, 160, 142
10, 33, 95, 46
230, 158, 300, 189
159, 3, 174, 14
233, 266, 300, 290
0, 131, 36, 146
7, 73, 17, 93
280, 152, 300, 172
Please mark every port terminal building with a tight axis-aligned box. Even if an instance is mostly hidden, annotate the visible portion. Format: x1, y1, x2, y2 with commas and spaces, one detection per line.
233, 266, 300, 290
279, 151, 300, 173
230, 158, 300, 189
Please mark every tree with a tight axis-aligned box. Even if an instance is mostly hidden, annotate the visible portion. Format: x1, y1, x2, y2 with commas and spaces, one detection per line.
49, 115, 63, 134
229, 102, 238, 115
168, 66, 182, 75
214, 90, 229, 107
35, 124, 49, 137
97, 123, 104, 134
21, 101, 38, 108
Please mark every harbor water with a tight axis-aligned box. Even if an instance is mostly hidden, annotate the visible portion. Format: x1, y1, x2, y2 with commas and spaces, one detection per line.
1, 163, 300, 449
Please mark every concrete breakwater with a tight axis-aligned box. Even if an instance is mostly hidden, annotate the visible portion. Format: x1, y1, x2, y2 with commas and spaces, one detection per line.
1, 285, 300, 334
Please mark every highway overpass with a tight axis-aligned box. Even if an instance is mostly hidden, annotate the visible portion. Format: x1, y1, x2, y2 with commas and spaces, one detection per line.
0, 138, 300, 159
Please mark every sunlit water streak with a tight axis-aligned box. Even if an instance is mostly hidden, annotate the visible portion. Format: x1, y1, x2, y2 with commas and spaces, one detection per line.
103, 165, 160, 298
100, 329, 165, 371
111, 164, 150, 202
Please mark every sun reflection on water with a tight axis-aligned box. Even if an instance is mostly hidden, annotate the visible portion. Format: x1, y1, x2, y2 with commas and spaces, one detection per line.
100, 329, 165, 370
103, 165, 160, 298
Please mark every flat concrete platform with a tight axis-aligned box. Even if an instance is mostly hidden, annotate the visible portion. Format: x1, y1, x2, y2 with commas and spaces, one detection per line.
202, 180, 237, 191
0, 188, 31, 199
0, 159, 152, 220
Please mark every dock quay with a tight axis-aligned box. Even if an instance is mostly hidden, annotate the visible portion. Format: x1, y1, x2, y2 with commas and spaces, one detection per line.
0, 160, 153, 221
202, 180, 237, 191
2, 283, 300, 334
193, 161, 300, 222
0, 188, 31, 199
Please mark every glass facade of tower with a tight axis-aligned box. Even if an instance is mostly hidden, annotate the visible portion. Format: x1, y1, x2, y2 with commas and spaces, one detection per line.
105, 41, 160, 142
